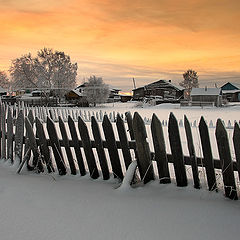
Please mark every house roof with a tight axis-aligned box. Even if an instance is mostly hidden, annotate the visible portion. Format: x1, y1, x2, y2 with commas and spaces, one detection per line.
132, 80, 184, 91
221, 82, 240, 90
191, 88, 221, 96
70, 89, 85, 97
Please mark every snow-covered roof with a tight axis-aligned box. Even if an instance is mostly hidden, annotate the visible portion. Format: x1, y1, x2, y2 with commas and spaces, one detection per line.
191, 88, 221, 96
222, 89, 240, 94
71, 89, 85, 97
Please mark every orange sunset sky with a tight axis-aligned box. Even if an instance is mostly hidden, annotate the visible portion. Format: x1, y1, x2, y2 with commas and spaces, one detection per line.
0, 0, 240, 91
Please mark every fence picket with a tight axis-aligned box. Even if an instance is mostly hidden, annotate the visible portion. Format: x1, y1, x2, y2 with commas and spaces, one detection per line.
59, 116, 77, 175
168, 112, 188, 187
199, 117, 217, 191
151, 114, 171, 184
133, 112, 154, 184
7, 108, 14, 163
78, 116, 99, 179
91, 116, 110, 180
68, 116, 86, 176
184, 115, 200, 189
102, 115, 123, 180
216, 119, 238, 200
14, 110, 24, 164
47, 117, 67, 175
35, 117, 54, 173
1, 104, 6, 159
233, 122, 240, 182
116, 114, 132, 169
0, 104, 2, 157
25, 117, 43, 172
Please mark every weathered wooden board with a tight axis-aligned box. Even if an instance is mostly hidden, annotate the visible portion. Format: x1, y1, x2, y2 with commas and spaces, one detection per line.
47, 117, 67, 175
116, 114, 132, 169
168, 112, 187, 187
78, 116, 99, 179
102, 115, 123, 180
1, 104, 6, 159
151, 114, 171, 184
133, 112, 154, 184
35, 117, 54, 173
216, 119, 238, 200
233, 122, 240, 182
91, 116, 110, 180
59, 116, 76, 175
199, 117, 217, 191
68, 116, 86, 176
14, 110, 24, 164
184, 115, 200, 189
7, 108, 14, 163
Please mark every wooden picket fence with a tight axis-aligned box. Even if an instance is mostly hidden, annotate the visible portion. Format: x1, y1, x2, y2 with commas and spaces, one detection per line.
0, 102, 240, 200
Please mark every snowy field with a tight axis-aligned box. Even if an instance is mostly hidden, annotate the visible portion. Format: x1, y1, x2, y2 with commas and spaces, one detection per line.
1, 102, 240, 240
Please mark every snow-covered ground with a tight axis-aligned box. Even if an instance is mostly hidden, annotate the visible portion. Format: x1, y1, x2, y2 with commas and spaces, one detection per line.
1, 102, 240, 240
0, 161, 239, 240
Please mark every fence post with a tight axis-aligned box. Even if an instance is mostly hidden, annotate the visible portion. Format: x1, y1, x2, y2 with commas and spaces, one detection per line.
168, 112, 188, 187
102, 115, 123, 180
116, 114, 132, 169
199, 117, 217, 191
151, 114, 171, 184
133, 112, 154, 184
35, 117, 54, 173
184, 115, 200, 189
59, 116, 77, 175
91, 116, 110, 180
233, 122, 240, 182
78, 116, 99, 179
68, 115, 86, 176
216, 119, 238, 200
47, 117, 67, 175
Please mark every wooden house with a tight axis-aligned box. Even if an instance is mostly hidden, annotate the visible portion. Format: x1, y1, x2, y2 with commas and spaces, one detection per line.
190, 87, 222, 107
132, 80, 184, 101
220, 82, 240, 102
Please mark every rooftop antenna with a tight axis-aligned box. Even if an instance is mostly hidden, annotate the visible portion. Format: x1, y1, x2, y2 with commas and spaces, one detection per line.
133, 77, 136, 89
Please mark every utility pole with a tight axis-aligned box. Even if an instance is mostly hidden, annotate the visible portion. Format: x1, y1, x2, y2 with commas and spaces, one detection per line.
133, 77, 136, 89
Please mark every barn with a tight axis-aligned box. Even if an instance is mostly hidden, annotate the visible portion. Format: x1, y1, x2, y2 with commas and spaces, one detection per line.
132, 80, 184, 101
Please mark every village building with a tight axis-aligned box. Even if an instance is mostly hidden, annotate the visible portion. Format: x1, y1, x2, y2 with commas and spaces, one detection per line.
190, 87, 222, 107
220, 82, 240, 102
132, 80, 184, 102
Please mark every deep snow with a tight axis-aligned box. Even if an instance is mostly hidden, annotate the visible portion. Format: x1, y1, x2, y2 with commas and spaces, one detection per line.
1, 102, 240, 240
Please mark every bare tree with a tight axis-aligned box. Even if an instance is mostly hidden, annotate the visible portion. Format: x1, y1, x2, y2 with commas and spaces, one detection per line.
180, 69, 199, 99
84, 76, 109, 106
0, 71, 10, 89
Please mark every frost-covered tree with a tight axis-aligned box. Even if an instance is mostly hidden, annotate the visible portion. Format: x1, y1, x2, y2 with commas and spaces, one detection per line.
9, 48, 77, 95
0, 70, 10, 89
179, 69, 199, 99
84, 76, 109, 106
9, 54, 38, 89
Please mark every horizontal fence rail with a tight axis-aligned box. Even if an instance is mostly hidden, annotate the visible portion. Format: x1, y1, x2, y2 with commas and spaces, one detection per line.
0, 102, 240, 200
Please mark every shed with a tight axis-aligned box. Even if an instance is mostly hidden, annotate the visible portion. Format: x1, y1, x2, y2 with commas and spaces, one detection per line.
190, 87, 222, 107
